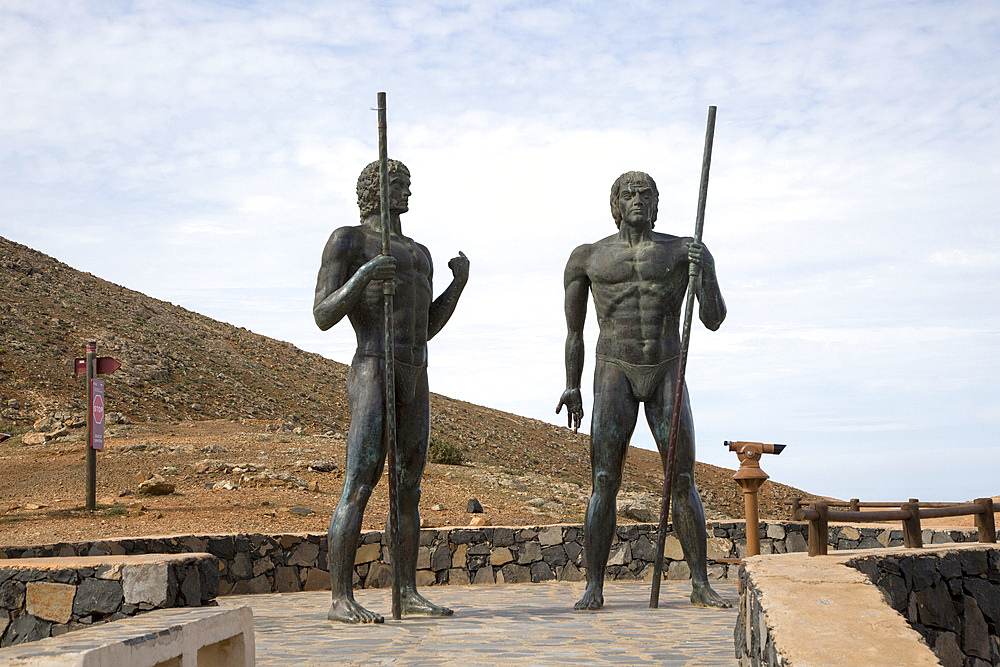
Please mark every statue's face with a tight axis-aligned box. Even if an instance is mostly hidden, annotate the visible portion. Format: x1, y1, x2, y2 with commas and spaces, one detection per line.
388, 172, 411, 213
617, 183, 655, 227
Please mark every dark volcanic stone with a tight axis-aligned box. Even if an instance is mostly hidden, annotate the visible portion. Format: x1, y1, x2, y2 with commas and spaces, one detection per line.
73, 579, 123, 616
179, 566, 202, 607
916, 582, 959, 632
466, 498, 483, 513
4, 612, 52, 646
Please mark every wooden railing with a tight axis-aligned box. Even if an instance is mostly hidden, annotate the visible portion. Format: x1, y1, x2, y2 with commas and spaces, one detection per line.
783, 497, 997, 556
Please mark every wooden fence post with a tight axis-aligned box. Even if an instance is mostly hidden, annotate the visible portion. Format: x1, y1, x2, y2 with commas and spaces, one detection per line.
902, 499, 923, 548
974, 497, 996, 543
808, 502, 829, 556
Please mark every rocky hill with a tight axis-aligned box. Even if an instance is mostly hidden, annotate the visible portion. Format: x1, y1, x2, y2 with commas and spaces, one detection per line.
0, 234, 820, 543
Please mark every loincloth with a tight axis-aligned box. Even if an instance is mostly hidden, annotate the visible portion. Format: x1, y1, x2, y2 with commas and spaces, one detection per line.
596, 353, 677, 402
354, 350, 427, 405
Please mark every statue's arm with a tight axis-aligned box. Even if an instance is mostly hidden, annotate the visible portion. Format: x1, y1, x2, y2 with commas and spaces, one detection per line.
688, 241, 726, 331
313, 228, 394, 331
427, 249, 469, 340
556, 247, 589, 430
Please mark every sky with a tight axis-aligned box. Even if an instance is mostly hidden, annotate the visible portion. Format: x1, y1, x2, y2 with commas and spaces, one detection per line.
2, 1, 998, 502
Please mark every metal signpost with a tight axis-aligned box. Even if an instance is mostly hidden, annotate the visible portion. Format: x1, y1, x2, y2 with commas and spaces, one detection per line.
75, 341, 119, 511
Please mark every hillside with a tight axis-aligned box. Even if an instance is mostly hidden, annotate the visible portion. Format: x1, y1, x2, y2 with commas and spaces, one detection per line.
0, 235, 821, 545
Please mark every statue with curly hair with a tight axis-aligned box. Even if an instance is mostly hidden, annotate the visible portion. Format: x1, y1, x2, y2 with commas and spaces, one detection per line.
314, 159, 469, 623
557, 170, 730, 611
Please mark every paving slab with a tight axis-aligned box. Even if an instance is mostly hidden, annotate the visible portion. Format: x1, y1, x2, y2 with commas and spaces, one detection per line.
220, 580, 739, 665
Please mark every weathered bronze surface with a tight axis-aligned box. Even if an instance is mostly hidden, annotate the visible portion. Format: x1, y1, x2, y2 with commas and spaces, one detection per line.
313, 159, 469, 623
557, 170, 731, 610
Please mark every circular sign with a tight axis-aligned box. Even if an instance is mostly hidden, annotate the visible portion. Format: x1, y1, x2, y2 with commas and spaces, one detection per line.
92, 394, 105, 425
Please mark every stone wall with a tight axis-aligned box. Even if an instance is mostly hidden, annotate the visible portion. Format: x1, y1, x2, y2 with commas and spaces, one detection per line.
735, 544, 998, 667
849, 549, 1000, 666
1, 553, 218, 648
0, 522, 980, 598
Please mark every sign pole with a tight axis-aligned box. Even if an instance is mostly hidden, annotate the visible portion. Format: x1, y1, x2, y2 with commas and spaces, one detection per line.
85, 341, 97, 511
377, 91, 402, 621
650, 106, 717, 608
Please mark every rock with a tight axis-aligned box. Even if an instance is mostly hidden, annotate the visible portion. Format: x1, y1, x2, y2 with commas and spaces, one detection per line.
25, 581, 76, 624
490, 547, 514, 566
288, 507, 314, 516
210, 481, 237, 491
138, 474, 175, 495
467, 498, 484, 513
33, 416, 55, 431
200, 443, 228, 453
469, 516, 491, 526
306, 481, 320, 492
430, 504, 444, 511
354, 542, 381, 565
667, 560, 691, 580
963, 596, 991, 660
22, 432, 46, 445
365, 563, 392, 588
73, 579, 123, 616
308, 460, 337, 472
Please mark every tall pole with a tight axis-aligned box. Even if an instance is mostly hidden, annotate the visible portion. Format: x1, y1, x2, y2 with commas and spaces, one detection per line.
650, 106, 717, 608
85, 341, 97, 511
377, 91, 402, 620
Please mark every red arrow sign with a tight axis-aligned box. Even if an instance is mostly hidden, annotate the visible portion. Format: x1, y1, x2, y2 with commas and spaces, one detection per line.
96, 357, 121, 374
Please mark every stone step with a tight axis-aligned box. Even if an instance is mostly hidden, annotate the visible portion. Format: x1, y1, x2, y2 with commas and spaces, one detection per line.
0, 604, 252, 666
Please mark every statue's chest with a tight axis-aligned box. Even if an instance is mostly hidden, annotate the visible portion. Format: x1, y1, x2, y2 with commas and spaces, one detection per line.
590, 245, 680, 286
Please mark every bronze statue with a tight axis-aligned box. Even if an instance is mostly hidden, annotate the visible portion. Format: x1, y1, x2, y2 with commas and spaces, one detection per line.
314, 159, 469, 623
557, 170, 731, 610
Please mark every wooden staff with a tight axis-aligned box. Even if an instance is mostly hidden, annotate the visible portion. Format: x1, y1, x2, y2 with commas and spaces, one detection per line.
376, 91, 402, 620
650, 106, 717, 608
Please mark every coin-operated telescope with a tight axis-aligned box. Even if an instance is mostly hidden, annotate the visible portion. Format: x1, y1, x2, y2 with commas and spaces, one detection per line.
725, 441, 786, 557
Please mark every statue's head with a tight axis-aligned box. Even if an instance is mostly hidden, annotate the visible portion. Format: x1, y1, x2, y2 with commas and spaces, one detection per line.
357, 159, 411, 219
610, 171, 658, 229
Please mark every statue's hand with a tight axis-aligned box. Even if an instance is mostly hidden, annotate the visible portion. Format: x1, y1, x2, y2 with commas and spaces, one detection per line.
361, 255, 396, 283
448, 251, 470, 283
556, 388, 584, 433
686, 242, 713, 270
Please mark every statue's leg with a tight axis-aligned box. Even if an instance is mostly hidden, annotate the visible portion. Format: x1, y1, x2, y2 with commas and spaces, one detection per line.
575, 361, 639, 611
644, 372, 732, 609
394, 371, 453, 616
328, 358, 389, 623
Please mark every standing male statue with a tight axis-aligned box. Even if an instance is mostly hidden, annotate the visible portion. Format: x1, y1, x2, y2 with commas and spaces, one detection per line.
314, 159, 469, 623
557, 170, 731, 610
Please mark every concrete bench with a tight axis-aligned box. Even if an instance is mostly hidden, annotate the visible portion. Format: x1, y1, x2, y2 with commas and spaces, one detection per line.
1, 554, 218, 647
0, 604, 253, 666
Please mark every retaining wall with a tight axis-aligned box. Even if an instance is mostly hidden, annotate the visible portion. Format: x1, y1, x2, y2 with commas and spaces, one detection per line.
736, 544, 999, 667
0, 522, 980, 597
1, 553, 218, 648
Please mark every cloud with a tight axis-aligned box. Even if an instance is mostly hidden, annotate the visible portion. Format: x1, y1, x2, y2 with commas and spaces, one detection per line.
2, 0, 999, 501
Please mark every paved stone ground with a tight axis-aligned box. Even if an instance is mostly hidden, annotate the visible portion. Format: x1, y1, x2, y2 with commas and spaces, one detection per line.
220, 580, 739, 666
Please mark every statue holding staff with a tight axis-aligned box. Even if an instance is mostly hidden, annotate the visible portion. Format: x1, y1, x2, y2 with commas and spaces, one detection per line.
314, 158, 469, 623
557, 168, 731, 611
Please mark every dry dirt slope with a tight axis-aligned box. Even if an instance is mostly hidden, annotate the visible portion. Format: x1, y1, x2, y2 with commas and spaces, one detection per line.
0, 235, 820, 544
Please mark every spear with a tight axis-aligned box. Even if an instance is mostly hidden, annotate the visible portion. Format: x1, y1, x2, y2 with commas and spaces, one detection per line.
650, 106, 717, 608
376, 91, 402, 620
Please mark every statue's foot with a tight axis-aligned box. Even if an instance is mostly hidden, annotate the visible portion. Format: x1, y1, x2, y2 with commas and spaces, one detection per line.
690, 583, 732, 609
328, 598, 385, 624
401, 589, 453, 617
573, 586, 604, 611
